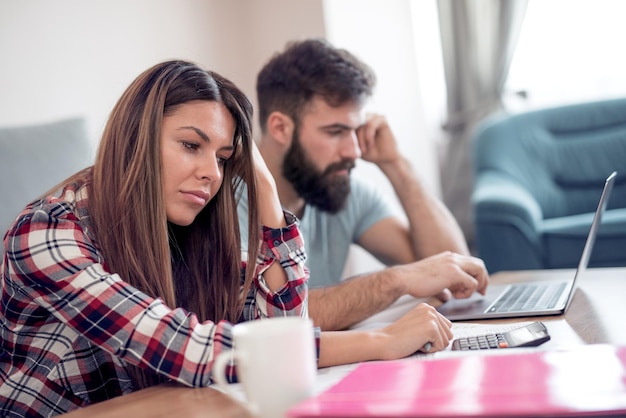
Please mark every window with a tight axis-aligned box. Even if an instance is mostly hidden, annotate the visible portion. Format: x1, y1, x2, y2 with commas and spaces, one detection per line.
505, 0, 626, 112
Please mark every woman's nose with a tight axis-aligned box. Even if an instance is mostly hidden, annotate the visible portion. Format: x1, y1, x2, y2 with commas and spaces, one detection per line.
199, 155, 222, 182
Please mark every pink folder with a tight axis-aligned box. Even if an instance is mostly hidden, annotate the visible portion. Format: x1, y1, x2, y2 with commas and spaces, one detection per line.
288, 345, 626, 417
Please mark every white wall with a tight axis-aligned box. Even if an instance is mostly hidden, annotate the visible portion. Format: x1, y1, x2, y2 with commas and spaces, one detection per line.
1, 0, 212, 144
0, 0, 327, 145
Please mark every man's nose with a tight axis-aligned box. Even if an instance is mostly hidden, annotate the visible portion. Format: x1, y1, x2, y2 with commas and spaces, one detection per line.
340, 131, 362, 159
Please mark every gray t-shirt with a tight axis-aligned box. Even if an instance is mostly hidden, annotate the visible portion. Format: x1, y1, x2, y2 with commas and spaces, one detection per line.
237, 177, 394, 288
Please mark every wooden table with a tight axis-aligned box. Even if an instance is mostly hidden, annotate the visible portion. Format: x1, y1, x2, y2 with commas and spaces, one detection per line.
59, 267, 626, 417
59, 382, 252, 418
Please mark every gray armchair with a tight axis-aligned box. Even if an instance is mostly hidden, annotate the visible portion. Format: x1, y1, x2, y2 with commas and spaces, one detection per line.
0, 117, 93, 259
472, 98, 626, 273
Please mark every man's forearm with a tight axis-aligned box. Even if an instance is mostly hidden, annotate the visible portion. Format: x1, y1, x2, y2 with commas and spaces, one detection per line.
379, 156, 469, 257
308, 270, 404, 331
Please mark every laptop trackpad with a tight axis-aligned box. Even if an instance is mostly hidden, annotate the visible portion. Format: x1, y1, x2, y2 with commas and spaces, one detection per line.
436, 284, 508, 318
437, 293, 489, 314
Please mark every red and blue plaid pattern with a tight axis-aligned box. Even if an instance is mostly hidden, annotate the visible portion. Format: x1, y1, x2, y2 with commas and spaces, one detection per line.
0, 179, 311, 417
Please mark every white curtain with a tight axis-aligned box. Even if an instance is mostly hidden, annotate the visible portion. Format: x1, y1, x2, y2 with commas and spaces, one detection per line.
437, 0, 528, 248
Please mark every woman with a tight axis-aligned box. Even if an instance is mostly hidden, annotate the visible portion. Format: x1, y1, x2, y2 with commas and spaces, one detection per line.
0, 60, 453, 417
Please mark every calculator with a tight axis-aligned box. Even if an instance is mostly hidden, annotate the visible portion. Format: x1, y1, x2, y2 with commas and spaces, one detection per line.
451, 321, 550, 350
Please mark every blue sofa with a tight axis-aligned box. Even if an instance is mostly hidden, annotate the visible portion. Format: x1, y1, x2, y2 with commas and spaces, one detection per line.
472, 98, 626, 273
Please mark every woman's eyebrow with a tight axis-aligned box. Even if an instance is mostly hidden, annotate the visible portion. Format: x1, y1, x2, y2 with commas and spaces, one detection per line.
178, 126, 209, 142
178, 126, 234, 151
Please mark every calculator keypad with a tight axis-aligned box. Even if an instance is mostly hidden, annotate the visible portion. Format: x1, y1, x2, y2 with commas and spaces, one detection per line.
453, 333, 508, 350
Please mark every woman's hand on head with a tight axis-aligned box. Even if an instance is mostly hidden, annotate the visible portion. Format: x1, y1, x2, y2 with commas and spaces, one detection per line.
251, 140, 275, 187
250, 140, 285, 229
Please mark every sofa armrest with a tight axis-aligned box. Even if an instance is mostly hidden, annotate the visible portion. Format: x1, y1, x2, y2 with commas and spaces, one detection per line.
472, 172, 545, 272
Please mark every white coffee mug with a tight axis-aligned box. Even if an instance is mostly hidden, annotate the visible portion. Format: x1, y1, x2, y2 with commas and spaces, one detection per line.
212, 316, 317, 418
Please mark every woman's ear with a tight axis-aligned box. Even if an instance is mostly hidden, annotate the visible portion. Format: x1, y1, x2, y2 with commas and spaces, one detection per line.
266, 111, 295, 147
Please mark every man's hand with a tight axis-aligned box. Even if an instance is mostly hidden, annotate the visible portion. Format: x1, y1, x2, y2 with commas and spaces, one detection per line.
389, 251, 489, 301
356, 114, 401, 167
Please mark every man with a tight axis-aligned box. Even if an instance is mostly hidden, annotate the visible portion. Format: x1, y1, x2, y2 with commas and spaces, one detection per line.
239, 38, 488, 331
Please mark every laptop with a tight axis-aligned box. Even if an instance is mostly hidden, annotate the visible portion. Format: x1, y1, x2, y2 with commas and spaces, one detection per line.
437, 171, 617, 321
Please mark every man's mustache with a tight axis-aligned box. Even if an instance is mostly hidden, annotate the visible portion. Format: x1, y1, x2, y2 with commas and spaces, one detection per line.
325, 160, 355, 175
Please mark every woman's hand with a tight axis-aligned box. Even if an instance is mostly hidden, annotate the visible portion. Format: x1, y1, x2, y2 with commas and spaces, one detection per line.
251, 140, 285, 229
318, 303, 453, 368
375, 303, 453, 359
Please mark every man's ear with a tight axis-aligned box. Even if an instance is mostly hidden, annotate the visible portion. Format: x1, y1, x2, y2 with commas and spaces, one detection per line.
266, 111, 295, 147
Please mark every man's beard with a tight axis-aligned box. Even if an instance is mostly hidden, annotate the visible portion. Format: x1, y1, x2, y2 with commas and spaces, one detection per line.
282, 131, 355, 214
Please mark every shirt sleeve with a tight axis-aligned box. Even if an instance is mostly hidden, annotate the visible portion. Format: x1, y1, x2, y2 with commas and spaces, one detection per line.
242, 211, 310, 320
3, 202, 311, 388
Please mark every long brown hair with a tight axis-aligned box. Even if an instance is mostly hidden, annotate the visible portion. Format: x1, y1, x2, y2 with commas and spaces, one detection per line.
88, 60, 260, 389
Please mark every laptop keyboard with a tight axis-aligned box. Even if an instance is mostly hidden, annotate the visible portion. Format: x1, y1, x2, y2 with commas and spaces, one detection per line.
487, 282, 568, 313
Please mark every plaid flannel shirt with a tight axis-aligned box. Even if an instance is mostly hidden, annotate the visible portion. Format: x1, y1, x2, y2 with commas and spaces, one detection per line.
0, 177, 313, 417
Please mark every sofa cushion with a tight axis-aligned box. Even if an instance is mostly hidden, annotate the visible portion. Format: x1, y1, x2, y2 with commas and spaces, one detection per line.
542, 208, 626, 268
474, 99, 626, 219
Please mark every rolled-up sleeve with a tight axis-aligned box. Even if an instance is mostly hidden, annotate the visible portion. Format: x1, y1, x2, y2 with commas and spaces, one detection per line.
243, 211, 309, 320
